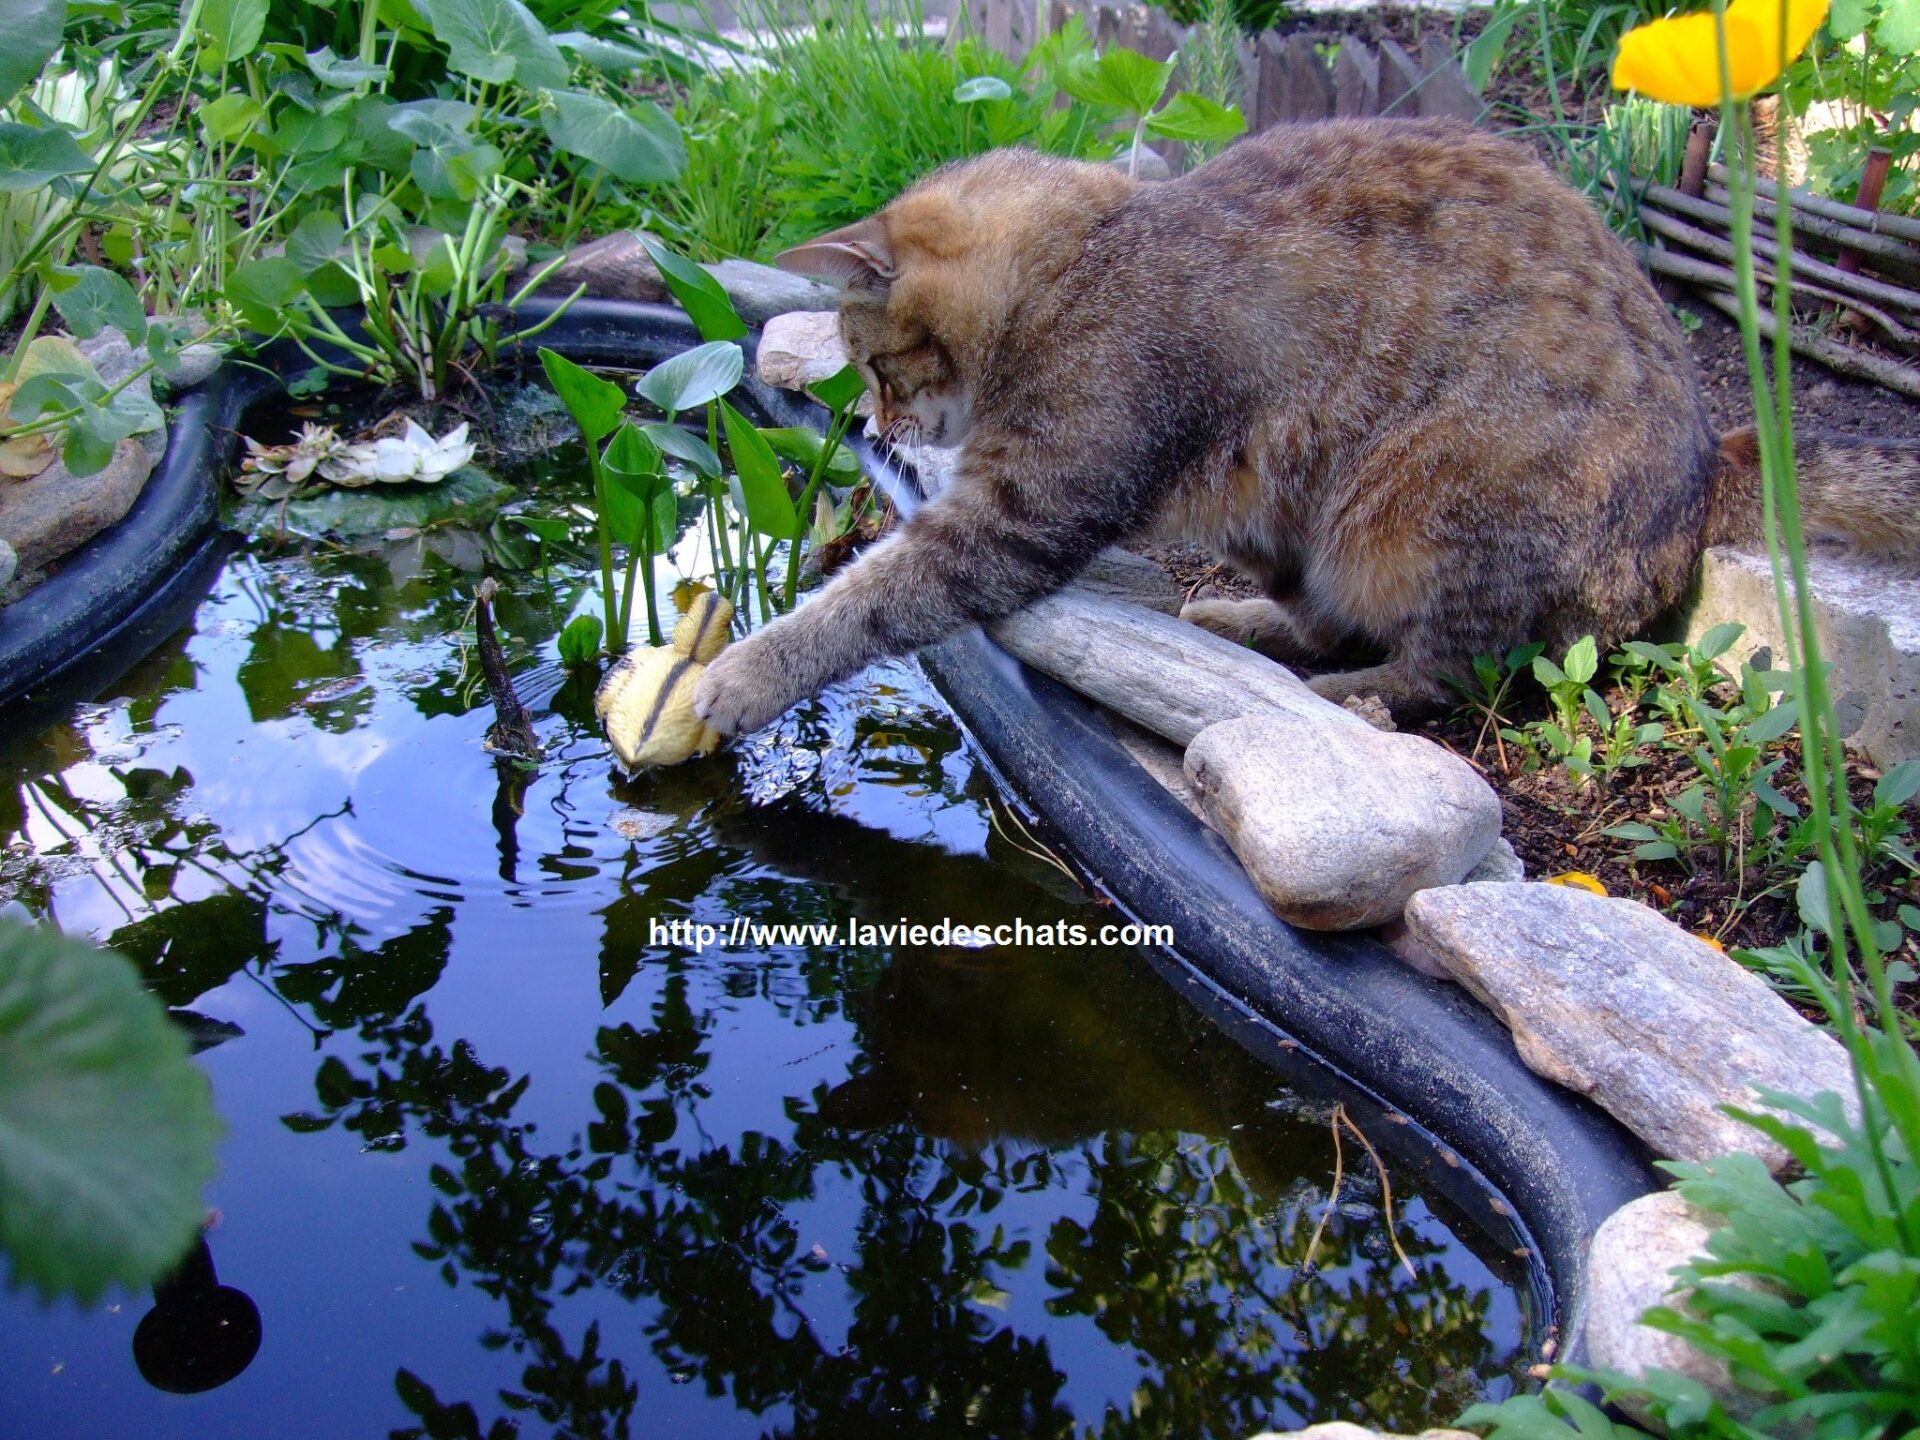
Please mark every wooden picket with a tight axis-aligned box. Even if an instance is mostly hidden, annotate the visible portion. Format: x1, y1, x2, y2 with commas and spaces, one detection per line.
947, 0, 1487, 148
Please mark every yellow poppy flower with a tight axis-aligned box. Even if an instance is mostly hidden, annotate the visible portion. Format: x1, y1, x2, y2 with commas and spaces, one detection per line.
1611, 0, 1829, 106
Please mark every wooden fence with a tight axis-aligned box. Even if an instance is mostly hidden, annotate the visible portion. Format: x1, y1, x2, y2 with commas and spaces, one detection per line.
954, 0, 1486, 130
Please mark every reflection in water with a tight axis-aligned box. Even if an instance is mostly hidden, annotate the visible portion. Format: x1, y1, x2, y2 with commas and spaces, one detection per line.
0, 442, 1535, 1440
132, 1237, 262, 1395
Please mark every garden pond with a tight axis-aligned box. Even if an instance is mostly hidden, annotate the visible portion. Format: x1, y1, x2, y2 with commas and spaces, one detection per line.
0, 435, 1541, 1440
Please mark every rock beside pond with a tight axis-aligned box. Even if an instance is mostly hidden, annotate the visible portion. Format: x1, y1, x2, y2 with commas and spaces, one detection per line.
536, 233, 836, 324
0, 536, 15, 596
756, 311, 873, 415
1587, 1191, 1764, 1428
0, 438, 156, 575
1402, 882, 1855, 1171
1183, 712, 1502, 930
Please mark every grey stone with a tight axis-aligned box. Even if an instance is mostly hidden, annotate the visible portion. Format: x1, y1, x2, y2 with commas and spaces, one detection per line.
159, 343, 224, 394
1115, 147, 1173, 181
755, 311, 873, 415
534, 233, 836, 323
1587, 1192, 1766, 1428
1465, 837, 1525, 883
706, 258, 837, 324
0, 536, 15, 594
535, 231, 670, 303
1687, 545, 1920, 768
1403, 882, 1855, 1170
1184, 711, 1503, 930
0, 439, 156, 574
1075, 548, 1187, 616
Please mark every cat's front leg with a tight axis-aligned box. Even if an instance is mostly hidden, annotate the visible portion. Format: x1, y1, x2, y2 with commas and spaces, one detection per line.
695, 473, 1131, 736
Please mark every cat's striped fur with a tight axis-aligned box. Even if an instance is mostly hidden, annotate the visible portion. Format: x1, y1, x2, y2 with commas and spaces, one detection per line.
693, 119, 1920, 735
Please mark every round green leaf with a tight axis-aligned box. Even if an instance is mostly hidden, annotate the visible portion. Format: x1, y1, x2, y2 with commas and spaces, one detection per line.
425, 0, 568, 89
542, 89, 685, 185
636, 340, 743, 415
0, 918, 222, 1302
197, 0, 268, 68
45, 264, 146, 343
0, 0, 65, 110
0, 122, 93, 193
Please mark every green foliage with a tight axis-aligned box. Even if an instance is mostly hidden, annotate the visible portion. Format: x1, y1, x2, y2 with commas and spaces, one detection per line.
652, 0, 1119, 262
0, 0, 65, 109
0, 915, 222, 1302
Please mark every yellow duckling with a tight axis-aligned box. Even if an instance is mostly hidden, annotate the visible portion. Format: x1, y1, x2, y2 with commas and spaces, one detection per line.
595, 590, 735, 770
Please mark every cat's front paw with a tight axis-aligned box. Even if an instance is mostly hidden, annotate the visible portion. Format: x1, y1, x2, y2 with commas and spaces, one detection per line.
694, 633, 811, 737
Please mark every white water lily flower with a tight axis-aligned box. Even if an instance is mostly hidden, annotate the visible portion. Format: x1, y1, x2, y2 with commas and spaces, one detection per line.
321, 421, 474, 487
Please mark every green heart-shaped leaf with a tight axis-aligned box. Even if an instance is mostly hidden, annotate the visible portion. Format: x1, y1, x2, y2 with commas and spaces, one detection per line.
636, 340, 743, 415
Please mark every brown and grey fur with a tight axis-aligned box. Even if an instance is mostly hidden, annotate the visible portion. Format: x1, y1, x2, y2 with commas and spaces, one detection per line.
693, 119, 1920, 735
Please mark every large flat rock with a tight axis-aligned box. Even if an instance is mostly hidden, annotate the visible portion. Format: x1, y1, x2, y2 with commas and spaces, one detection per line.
0, 439, 156, 575
1687, 545, 1920, 768
1585, 1191, 1763, 1428
1185, 711, 1502, 929
1404, 882, 1854, 1170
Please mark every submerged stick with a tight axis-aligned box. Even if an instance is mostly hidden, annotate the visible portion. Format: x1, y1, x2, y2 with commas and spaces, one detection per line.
474, 578, 543, 763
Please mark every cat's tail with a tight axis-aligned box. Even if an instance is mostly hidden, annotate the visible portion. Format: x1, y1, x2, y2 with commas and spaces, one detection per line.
1708, 427, 1920, 558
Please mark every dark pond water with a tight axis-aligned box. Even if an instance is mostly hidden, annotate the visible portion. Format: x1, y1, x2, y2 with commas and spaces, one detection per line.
0, 438, 1539, 1439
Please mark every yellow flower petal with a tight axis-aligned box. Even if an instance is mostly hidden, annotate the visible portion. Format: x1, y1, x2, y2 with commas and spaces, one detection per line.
1546, 871, 1609, 896
1611, 0, 1829, 104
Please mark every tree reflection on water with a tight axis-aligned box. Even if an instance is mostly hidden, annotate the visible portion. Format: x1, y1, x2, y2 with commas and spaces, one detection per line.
0, 471, 1532, 1440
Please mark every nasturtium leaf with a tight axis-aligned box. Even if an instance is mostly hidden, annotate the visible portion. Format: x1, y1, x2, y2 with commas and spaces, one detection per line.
285, 210, 346, 274
225, 255, 307, 333
720, 402, 799, 539
197, 92, 266, 144
537, 348, 625, 442
306, 45, 391, 88
387, 97, 477, 146
0, 917, 221, 1303
954, 75, 1013, 103
636, 340, 743, 414
410, 134, 502, 202
637, 234, 746, 342
541, 89, 685, 184
1059, 47, 1174, 114
44, 264, 146, 344
552, 30, 654, 73
0, 123, 93, 192
0, 0, 66, 110
198, 0, 268, 68
1143, 91, 1247, 142
760, 427, 859, 482
807, 362, 865, 413
640, 420, 721, 477
425, 0, 568, 89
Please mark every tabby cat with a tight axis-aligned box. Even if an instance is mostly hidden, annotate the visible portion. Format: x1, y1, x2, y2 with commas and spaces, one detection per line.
693, 118, 1920, 735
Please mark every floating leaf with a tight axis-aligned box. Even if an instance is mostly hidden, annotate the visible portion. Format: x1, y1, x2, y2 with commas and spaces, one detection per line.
557, 614, 603, 666
0, 917, 222, 1302
542, 89, 685, 185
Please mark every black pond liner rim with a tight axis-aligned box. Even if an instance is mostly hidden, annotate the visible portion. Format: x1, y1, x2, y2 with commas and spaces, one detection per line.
2, 295, 1661, 1384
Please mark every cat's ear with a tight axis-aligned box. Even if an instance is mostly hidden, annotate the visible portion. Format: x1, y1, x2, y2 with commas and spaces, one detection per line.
774, 219, 896, 288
